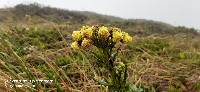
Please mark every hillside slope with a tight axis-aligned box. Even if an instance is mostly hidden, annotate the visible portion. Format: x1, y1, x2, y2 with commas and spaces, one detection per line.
0, 3, 199, 36
0, 3, 200, 92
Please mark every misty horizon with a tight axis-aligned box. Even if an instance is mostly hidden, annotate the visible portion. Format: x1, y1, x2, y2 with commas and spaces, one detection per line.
0, 0, 199, 30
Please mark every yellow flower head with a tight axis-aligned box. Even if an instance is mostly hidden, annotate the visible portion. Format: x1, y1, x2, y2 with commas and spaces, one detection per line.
72, 31, 82, 41
71, 41, 79, 49
81, 38, 91, 48
81, 26, 93, 38
98, 26, 110, 38
112, 31, 123, 42
123, 32, 132, 43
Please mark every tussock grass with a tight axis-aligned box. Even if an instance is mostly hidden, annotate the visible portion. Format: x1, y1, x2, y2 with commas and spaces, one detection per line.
0, 23, 200, 92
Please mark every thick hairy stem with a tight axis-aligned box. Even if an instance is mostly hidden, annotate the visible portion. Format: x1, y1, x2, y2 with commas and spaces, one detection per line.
101, 47, 128, 91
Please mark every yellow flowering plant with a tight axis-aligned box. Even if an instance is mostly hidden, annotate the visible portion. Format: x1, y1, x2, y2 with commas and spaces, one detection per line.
71, 25, 133, 91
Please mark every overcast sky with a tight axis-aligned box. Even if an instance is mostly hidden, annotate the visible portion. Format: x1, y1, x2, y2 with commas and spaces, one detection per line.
0, 0, 199, 29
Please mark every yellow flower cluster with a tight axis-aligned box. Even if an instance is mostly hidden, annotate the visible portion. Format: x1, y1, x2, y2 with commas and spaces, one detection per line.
112, 29, 132, 44
112, 31, 123, 42
71, 25, 133, 49
81, 26, 93, 38
72, 31, 82, 41
123, 32, 132, 43
98, 26, 110, 38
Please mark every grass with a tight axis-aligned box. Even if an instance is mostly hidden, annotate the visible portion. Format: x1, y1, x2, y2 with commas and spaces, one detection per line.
0, 18, 200, 92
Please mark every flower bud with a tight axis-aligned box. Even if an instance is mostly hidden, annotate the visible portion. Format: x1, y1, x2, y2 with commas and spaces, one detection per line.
81, 38, 91, 48
72, 31, 82, 41
71, 41, 79, 49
